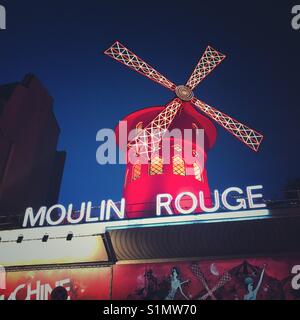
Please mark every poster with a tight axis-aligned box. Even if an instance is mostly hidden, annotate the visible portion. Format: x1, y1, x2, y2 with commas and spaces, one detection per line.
112, 257, 300, 300
0, 267, 111, 300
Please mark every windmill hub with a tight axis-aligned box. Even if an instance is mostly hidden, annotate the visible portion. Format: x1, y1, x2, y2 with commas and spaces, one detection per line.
175, 85, 194, 101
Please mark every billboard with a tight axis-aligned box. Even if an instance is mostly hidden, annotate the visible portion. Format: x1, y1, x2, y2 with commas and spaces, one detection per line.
112, 257, 300, 300
1, 256, 300, 300
0, 267, 111, 300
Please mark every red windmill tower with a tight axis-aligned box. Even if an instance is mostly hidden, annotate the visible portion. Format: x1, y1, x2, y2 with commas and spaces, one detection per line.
105, 42, 263, 218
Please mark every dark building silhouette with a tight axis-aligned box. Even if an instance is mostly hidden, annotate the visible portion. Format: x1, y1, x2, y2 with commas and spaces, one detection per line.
0, 74, 66, 218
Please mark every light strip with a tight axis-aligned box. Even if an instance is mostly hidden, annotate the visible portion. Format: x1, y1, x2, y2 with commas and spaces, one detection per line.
0, 209, 270, 241
104, 209, 270, 231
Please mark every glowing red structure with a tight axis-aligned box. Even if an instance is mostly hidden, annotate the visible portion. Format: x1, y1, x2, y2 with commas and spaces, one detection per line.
105, 42, 263, 218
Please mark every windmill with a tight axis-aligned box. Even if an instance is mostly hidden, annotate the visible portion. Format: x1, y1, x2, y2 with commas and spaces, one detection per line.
104, 41, 263, 218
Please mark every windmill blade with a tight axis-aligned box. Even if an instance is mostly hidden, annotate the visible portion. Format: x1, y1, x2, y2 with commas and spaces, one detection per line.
186, 46, 226, 90
128, 98, 183, 158
105, 41, 176, 91
192, 97, 263, 152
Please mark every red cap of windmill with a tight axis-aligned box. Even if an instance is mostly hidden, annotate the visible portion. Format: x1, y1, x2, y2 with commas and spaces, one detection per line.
104, 41, 263, 218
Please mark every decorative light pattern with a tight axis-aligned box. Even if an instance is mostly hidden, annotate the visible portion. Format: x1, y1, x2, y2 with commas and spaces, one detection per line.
128, 99, 182, 158
193, 162, 202, 181
149, 156, 163, 175
104, 41, 176, 91
132, 160, 141, 181
192, 97, 263, 152
186, 46, 226, 90
173, 155, 185, 176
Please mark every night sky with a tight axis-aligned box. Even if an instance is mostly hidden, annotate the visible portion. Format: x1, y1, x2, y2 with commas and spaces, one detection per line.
0, 0, 299, 207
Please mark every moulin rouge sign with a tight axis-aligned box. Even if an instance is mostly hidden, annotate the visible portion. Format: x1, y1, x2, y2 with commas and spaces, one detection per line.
22, 185, 268, 228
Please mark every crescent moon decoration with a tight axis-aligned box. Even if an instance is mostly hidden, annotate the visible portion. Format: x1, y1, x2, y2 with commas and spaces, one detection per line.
210, 263, 220, 276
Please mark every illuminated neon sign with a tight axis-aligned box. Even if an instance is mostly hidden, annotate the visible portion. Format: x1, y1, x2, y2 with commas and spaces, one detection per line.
22, 185, 267, 228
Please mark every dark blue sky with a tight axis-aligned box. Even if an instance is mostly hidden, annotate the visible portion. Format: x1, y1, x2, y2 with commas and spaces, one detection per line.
0, 0, 299, 207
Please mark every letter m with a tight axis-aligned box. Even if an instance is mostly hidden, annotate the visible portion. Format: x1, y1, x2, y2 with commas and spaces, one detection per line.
22, 207, 47, 227
0, 5, 6, 30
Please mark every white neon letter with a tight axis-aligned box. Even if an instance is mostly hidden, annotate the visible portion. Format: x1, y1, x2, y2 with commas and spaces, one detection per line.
156, 194, 173, 216
67, 203, 85, 224
22, 207, 47, 227
106, 198, 125, 220
175, 192, 198, 214
199, 190, 220, 212
247, 185, 266, 209
85, 201, 98, 222
46, 204, 66, 226
222, 187, 247, 211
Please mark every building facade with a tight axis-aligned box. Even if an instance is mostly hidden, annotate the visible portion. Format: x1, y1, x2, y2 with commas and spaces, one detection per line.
0, 204, 299, 300
0, 74, 65, 220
